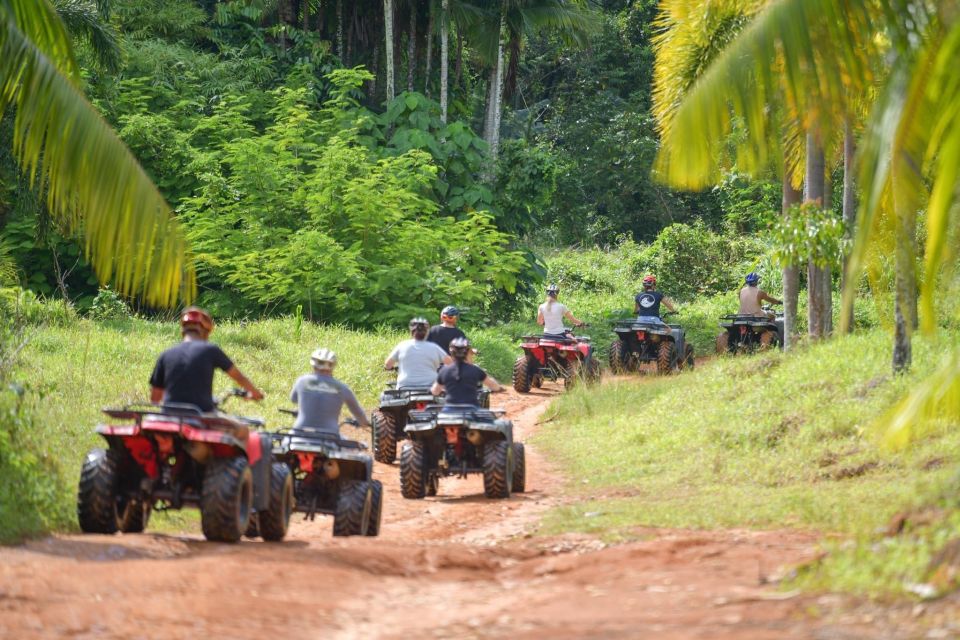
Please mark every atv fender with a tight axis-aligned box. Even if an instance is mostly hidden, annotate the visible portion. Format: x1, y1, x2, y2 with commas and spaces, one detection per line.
670, 328, 685, 362
250, 433, 273, 511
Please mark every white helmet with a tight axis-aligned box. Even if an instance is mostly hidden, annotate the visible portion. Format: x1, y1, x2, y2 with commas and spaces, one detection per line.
310, 347, 337, 369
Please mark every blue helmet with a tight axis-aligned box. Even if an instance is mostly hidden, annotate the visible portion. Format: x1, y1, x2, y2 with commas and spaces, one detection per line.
745, 272, 760, 286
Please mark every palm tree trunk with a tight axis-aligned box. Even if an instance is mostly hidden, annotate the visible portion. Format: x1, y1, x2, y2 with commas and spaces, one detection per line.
384, 0, 395, 102
892, 182, 917, 374
841, 121, 857, 332
821, 173, 833, 336
439, 0, 448, 123
455, 25, 463, 88
484, 3, 507, 170
406, 1, 417, 92
302, 0, 309, 30
804, 132, 826, 339
424, 0, 434, 97
337, 0, 344, 58
782, 167, 801, 350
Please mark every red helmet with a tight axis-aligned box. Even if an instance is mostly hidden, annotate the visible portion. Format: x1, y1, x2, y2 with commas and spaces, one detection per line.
180, 307, 214, 334
642, 275, 657, 288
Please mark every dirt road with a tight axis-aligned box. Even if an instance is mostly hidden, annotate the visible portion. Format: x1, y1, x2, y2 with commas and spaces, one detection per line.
0, 385, 948, 639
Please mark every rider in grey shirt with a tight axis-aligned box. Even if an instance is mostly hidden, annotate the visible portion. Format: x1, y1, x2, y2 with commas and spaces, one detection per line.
290, 348, 369, 435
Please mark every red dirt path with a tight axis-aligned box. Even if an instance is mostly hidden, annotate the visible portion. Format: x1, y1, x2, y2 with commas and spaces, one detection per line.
0, 384, 953, 639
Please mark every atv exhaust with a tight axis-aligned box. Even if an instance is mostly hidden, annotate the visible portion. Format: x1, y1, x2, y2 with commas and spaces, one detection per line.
322, 459, 340, 480
466, 429, 484, 446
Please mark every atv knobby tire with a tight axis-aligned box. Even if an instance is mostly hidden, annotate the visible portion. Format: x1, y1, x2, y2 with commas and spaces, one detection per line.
608, 339, 627, 374
759, 330, 777, 350
77, 448, 122, 534
119, 499, 151, 533
680, 343, 695, 371
201, 456, 253, 543
657, 341, 677, 375
513, 356, 532, 393
333, 480, 372, 536
400, 440, 427, 499
258, 463, 293, 541
372, 410, 397, 463
512, 443, 526, 493
482, 441, 513, 499
716, 331, 729, 355
366, 480, 383, 536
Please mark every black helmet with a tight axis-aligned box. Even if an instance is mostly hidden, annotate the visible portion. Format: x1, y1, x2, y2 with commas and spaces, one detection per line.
449, 336, 471, 359
546, 284, 560, 297
441, 305, 460, 318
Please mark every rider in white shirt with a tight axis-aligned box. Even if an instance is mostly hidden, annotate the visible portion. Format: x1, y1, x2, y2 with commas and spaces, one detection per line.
537, 284, 584, 337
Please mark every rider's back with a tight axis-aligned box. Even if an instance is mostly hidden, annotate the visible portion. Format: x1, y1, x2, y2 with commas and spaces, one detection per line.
149, 341, 232, 412
539, 300, 568, 334
290, 373, 358, 434
437, 361, 487, 406
738, 286, 765, 316
390, 339, 447, 389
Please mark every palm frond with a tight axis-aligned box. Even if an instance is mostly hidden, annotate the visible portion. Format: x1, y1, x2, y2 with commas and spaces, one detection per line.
0, 1, 195, 307
881, 347, 960, 449
654, 0, 878, 190
52, 0, 121, 72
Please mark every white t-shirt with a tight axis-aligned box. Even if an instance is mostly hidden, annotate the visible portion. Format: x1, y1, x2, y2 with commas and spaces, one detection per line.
538, 301, 569, 334
388, 339, 447, 388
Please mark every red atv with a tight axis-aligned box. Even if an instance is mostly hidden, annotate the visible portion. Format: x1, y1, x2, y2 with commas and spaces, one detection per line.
77, 390, 292, 543
512, 328, 601, 392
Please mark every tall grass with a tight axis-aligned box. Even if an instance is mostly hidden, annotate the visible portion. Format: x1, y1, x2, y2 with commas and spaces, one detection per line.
533, 329, 960, 594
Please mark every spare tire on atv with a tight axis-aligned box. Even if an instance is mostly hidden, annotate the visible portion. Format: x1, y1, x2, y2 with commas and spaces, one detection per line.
333, 480, 372, 536
512, 356, 532, 393
656, 341, 677, 375
372, 410, 397, 464
482, 441, 513, 499
201, 456, 253, 543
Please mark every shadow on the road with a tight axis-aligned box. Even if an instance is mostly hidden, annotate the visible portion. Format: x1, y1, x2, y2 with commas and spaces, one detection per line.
429, 490, 544, 505
20, 533, 309, 562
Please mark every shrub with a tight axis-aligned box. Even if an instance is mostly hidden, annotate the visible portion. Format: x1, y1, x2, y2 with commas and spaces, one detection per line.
88, 287, 132, 321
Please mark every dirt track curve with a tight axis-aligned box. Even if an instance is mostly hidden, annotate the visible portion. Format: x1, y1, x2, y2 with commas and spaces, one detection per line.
0, 384, 949, 639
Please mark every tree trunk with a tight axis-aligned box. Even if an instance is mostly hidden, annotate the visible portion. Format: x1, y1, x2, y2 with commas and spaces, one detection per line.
424, 1, 435, 97
406, 2, 417, 93
840, 121, 857, 332
483, 4, 507, 171
782, 168, 801, 350
804, 132, 826, 339
302, 0, 309, 31
455, 25, 463, 88
337, 0, 344, 58
370, 41, 380, 100
440, 0, 448, 123
384, 0, 395, 102
822, 173, 833, 336
892, 192, 917, 373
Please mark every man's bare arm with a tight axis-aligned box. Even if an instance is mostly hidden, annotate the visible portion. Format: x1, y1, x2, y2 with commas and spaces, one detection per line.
226, 366, 264, 400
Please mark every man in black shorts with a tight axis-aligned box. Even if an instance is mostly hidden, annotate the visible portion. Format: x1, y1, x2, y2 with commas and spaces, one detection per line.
149, 307, 263, 412
426, 305, 467, 354
431, 337, 503, 406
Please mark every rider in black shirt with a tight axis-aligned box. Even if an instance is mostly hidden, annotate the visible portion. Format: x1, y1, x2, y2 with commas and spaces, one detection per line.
426, 305, 467, 354
149, 307, 263, 412
432, 337, 504, 405
634, 275, 677, 323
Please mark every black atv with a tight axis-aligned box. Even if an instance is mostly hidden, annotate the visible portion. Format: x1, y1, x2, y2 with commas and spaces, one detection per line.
400, 404, 524, 500
270, 413, 382, 536
716, 305, 784, 354
371, 373, 490, 464
608, 312, 694, 375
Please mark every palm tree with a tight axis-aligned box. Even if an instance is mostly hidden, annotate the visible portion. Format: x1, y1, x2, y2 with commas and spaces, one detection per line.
654, 0, 960, 434
1, 0, 194, 307
440, 0, 449, 123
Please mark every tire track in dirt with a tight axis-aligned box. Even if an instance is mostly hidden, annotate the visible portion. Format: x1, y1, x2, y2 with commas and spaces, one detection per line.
0, 380, 949, 639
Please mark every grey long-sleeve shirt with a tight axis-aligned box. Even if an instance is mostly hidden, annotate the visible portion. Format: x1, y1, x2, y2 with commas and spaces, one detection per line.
289, 373, 366, 435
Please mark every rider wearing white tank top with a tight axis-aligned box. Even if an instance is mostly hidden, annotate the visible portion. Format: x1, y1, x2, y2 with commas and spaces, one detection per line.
537, 285, 583, 335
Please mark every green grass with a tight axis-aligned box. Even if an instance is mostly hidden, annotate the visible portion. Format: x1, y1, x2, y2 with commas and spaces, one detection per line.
533, 330, 960, 595
0, 316, 517, 542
